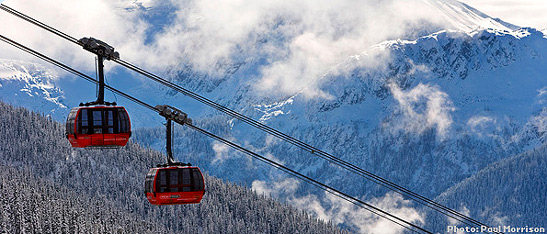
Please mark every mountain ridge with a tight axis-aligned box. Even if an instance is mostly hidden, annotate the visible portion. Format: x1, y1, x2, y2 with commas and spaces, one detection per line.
423, 0, 520, 32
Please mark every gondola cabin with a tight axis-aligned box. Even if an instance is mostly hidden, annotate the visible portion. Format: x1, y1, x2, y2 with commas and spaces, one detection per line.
65, 106, 131, 148
145, 166, 205, 205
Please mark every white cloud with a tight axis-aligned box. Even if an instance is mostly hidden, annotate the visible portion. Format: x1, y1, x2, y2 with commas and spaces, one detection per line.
0, 0, 452, 99
351, 192, 425, 234
537, 87, 547, 105
388, 82, 455, 139
302, 191, 425, 234
447, 204, 470, 226
211, 134, 283, 165
490, 212, 509, 226
253, 178, 425, 234
0, 0, 150, 73
144, 0, 456, 99
530, 108, 547, 137
251, 178, 300, 198
211, 141, 230, 164
467, 116, 495, 128
467, 116, 499, 138
4, 0, 538, 100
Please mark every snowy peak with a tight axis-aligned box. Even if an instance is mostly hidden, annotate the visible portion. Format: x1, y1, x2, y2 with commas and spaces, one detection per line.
319, 27, 547, 127
1, 59, 54, 84
424, 0, 520, 32
0, 59, 67, 118
243, 27, 547, 198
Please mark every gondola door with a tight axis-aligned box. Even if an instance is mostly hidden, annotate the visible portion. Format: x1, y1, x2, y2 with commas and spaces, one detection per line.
90, 109, 104, 146
103, 109, 116, 146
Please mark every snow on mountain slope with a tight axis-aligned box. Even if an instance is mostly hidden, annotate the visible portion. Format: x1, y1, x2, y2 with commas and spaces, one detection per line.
0, 59, 67, 119
247, 27, 547, 194
428, 144, 547, 230
0, 0, 528, 128
423, 0, 520, 32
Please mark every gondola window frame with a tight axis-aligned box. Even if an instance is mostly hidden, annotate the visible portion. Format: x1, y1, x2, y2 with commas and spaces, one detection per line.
117, 108, 130, 133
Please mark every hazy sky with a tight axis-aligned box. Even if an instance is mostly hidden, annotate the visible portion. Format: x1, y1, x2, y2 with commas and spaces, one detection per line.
458, 0, 547, 29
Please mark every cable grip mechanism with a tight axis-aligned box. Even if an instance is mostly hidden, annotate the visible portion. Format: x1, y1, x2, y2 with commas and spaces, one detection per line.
155, 105, 192, 126
78, 37, 119, 60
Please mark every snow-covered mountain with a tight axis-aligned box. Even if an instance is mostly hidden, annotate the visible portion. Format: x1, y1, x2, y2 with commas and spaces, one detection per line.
259, 26, 547, 199
0, 59, 67, 119
150, 22, 547, 234
0, 0, 531, 127
1, 0, 546, 232
165, 25, 546, 192
423, 0, 519, 32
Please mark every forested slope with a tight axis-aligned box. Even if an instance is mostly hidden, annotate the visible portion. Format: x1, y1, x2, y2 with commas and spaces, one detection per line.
426, 144, 547, 230
0, 165, 167, 233
0, 102, 346, 234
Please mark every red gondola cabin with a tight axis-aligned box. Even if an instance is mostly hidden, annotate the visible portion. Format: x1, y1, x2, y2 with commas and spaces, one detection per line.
66, 106, 131, 148
145, 166, 205, 205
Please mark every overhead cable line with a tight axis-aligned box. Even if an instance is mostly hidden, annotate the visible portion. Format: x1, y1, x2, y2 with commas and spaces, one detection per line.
0, 34, 155, 113
0, 4, 80, 45
0, 4, 502, 233
0, 33, 434, 234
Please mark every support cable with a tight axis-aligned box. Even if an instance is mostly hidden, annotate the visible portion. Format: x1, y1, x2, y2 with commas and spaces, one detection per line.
0, 34, 156, 113
0, 4, 80, 45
